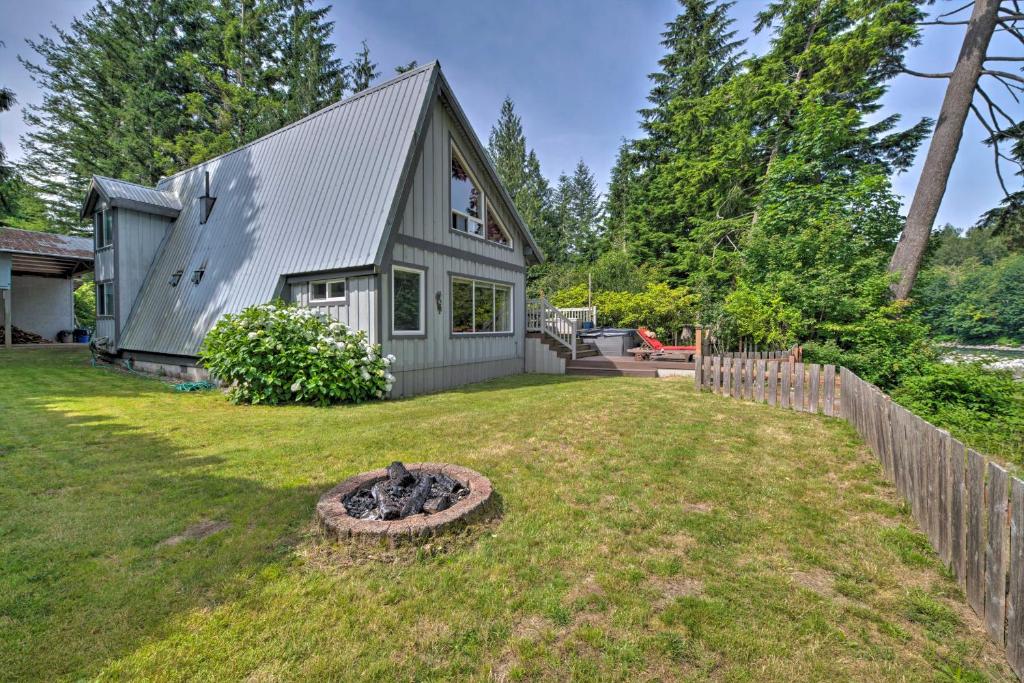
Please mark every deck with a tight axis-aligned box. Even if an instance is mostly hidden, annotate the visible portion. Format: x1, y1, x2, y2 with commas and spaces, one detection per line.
566, 355, 695, 378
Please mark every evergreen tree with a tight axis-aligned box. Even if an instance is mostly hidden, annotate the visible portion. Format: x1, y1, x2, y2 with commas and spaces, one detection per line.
19, 0, 354, 232
553, 160, 604, 263
0, 43, 16, 213
281, 0, 347, 124
605, 0, 745, 269
486, 97, 555, 258
349, 41, 378, 92
395, 60, 418, 74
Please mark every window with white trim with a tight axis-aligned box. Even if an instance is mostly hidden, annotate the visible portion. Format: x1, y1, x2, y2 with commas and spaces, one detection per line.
309, 278, 346, 302
392, 266, 424, 335
451, 277, 512, 334
95, 210, 113, 249
96, 282, 115, 317
450, 143, 512, 248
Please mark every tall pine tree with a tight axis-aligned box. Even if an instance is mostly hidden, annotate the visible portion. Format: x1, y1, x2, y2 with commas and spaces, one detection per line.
553, 160, 604, 263
487, 97, 555, 259
19, 0, 357, 232
349, 41, 378, 93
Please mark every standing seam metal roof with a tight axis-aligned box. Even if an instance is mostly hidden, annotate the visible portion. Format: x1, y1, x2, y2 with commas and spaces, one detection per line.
83, 176, 182, 217
116, 63, 439, 356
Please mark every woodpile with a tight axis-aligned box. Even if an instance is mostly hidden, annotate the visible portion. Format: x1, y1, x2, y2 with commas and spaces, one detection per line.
11, 327, 52, 344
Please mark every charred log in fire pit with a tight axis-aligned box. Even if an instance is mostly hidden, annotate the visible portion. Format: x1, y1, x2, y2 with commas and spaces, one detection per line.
343, 461, 469, 520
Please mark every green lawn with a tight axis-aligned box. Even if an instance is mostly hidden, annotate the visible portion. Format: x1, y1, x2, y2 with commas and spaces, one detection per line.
0, 349, 1013, 681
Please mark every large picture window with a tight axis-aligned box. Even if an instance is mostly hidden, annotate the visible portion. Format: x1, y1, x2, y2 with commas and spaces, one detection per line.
96, 282, 115, 317
95, 210, 113, 249
451, 277, 512, 334
392, 266, 424, 335
450, 143, 512, 248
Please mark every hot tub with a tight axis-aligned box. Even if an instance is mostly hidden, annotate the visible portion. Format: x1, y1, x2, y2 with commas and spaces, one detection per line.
579, 328, 639, 357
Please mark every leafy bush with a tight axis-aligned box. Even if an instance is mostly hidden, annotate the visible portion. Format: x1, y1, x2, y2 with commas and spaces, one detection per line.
551, 282, 699, 339
200, 302, 394, 405
73, 279, 95, 330
723, 282, 805, 349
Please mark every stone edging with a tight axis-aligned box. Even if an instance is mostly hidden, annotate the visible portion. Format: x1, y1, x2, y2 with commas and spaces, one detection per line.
316, 463, 494, 545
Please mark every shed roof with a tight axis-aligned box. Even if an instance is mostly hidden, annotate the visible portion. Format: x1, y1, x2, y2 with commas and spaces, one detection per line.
82, 176, 182, 218
0, 226, 93, 277
92, 62, 541, 357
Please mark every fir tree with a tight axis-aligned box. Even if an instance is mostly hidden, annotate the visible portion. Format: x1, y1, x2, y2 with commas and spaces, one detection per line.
19, 0, 353, 232
349, 41, 378, 92
487, 97, 555, 258
553, 160, 604, 263
394, 60, 418, 74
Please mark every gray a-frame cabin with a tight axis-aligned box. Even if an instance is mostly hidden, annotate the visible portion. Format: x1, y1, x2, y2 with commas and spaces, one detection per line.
81, 62, 552, 396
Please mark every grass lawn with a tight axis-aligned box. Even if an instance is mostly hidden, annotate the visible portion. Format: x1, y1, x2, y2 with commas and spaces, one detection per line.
1, 349, 1014, 681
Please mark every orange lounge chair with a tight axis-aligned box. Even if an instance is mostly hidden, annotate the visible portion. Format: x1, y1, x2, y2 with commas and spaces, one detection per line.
630, 327, 697, 362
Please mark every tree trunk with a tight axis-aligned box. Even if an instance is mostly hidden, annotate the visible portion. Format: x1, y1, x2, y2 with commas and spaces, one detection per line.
887, 0, 1000, 300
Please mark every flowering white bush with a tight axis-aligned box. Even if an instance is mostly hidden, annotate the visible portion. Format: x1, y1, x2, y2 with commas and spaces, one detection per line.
200, 301, 395, 405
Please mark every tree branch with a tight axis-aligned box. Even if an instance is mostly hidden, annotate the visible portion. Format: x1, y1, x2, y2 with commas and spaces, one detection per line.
902, 68, 953, 78
985, 55, 1024, 61
976, 83, 1018, 127
969, 102, 1010, 196
917, 19, 970, 25
938, 1, 975, 18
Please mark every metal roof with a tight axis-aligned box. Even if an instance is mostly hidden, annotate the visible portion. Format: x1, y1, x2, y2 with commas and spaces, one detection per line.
0, 226, 93, 277
82, 176, 182, 218
117, 62, 439, 356
103, 61, 543, 358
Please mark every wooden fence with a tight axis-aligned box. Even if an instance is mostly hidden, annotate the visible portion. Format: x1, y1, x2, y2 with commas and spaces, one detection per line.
694, 355, 838, 415
695, 355, 1024, 678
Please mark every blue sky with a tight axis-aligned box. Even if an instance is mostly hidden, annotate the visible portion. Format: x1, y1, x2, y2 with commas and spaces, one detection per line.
0, 0, 1017, 229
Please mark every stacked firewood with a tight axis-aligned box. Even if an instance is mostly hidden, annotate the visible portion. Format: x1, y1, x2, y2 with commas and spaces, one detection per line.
11, 327, 52, 344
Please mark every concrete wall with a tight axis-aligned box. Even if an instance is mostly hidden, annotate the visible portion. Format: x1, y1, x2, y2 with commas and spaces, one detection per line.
10, 274, 74, 341
525, 337, 565, 374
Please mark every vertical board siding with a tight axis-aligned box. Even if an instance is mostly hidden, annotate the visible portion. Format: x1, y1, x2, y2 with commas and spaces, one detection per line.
291, 274, 378, 344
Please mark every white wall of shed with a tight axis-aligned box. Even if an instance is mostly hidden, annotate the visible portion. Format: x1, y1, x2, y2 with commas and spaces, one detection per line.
10, 274, 74, 340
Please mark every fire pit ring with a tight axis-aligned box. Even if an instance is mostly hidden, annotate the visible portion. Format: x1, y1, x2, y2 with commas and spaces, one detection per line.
316, 462, 494, 545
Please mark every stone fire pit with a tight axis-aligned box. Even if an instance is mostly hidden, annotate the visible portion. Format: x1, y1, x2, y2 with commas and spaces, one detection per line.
316, 462, 494, 545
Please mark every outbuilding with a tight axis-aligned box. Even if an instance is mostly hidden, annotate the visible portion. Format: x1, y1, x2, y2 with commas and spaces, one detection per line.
0, 226, 94, 347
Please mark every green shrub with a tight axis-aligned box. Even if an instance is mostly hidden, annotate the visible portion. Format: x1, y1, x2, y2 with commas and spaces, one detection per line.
200, 302, 394, 405
74, 280, 96, 331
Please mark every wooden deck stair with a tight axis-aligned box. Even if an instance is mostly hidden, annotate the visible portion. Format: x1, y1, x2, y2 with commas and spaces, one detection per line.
564, 356, 695, 378
525, 332, 599, 360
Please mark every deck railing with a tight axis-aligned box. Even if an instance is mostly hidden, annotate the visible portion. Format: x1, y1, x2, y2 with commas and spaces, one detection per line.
527, 297, 576, 360
695, 355, 1024, 679
556, 306, 597, 326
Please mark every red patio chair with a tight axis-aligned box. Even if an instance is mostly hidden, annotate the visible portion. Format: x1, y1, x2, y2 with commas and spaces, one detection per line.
630, 327, 697, 362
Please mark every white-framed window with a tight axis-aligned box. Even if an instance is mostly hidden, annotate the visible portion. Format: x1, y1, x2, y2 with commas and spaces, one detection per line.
450, 142, 512, 248
392, 266, 424, 335
95, 210, 113, 249
451, 277, 512, 334
96, 282, 115, 317
309, 278, 346, 303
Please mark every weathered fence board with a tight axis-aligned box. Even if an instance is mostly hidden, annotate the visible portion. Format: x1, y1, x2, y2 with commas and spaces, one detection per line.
823, 365, 835, 417
781, 362, 791, 409
967, 449, 988, 617
794, 363, 805, 412
808, 364, 820, 415
732, 357, 743, 399
712, 357, 721, 394
1008, 478, 1024, 677
987, 462, 1009, 645
722, 357, 732, 396
949, 437, 966, 587
754, 359, 764, 403
767, 360, 778, 407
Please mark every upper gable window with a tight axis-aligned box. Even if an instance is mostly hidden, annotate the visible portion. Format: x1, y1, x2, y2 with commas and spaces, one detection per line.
484, 200, 511, 247
450, 143, 512, 248
95, 210, 113, 249
309, 278, 346, 303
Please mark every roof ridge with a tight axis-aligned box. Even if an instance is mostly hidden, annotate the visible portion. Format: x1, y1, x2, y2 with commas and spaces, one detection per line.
94, 175, 176, 192
156, 60, 440, 187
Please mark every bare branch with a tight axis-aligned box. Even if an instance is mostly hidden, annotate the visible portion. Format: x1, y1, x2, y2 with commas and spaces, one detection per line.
976, 83, 1018, 127
918, 19, 970, 25
969, 102, 1010, 196
938, 1, 975, 18
985, 55, 1024, 61
902, 68, 953, 78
